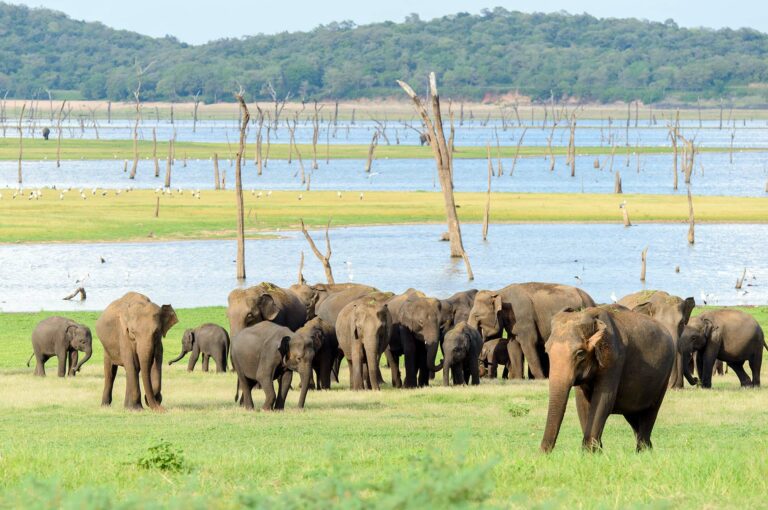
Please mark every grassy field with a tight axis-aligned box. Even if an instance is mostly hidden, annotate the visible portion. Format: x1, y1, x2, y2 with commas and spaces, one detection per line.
1, 189, 766, 244
0, 306, 766, 508
0, 138, 757, 161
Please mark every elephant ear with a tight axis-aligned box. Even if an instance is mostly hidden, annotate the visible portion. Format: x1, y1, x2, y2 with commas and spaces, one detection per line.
159, 304, 178, 338
492, 294, 503, 314
65, 324, 78, 345
586, 319, 612, 368
631, 301, 654, 317
278, 335, 291, 361
257, 294, 279, 322
310, 327, 324, 351
682, 297, 696, 324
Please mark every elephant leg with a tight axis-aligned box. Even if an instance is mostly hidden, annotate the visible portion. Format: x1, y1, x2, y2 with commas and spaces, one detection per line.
518, 335, 546, 379
150, 346, 163, 405
748, 353, 761, 387
275, 371, 292, 410
188, 345, 200, 372
101, 354, 117, 406
34, 352, 46, 377
469, 357, 480, 385
123, 352, 143, 410
629, 402, 662, 451
215, 348, 227, 373
261, 377, 277, 411
730, 362, 753, 387
454, 365, 465, 385
668, 353, 683, 389
362, 361, 371, 390
385, 349, 402, 388
364, 343, 380, 391
696, 351, 705, 380
417, 344, 430, 387
350, 342, 364, 390
68, 350, 78, 377
574, 386, 590, 436
56, 350, 67, 377
501, 366, 509, 380
402, 332, 418, 389
506, 341, 524, 379
202, 354, 210, 372
239, 376, 256, 410
582, 381, 618, 452
489, 360, 498, 379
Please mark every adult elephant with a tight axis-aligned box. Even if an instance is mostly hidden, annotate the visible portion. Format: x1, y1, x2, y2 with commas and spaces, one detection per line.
168, 323, 230, 373
541, 305, 675, 453
231, 320, 321, 410
290, 282, 377, 320
227, 282, 307, 337
439, 289, 478, 336
468, 283, 596, 379
442, 321, 482, 386
618, 290, 695, 389
28, 316, 93, 377
96, 293, 178, 411
336, 292, 392, 390
680, 309, 765, 388
394, 292, 443, 388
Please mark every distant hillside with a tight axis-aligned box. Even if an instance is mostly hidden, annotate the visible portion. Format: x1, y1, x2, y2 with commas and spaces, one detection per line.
1, 3, 768, 104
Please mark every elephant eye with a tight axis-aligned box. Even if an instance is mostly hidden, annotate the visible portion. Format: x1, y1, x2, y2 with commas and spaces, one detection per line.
574, 349, 586, 361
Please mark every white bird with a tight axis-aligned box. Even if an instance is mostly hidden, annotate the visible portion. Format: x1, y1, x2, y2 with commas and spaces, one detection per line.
12, 192, 17, 199
297, 194, 303, 201
337, 191, 342, 199
610, 291, 618, 303
266, 190, 272, 197
257, 191, 262, 199
80, 192, 87, 200
251, 189, 256, 195
115, 190, 122, 196
359, 192, 364, 200
0, 192, 3, 199
59, 192, 64, 200
78, 188, 84, 194
177, 188, 183, 194
155, 187, 162, 194
91, 187, 97, 195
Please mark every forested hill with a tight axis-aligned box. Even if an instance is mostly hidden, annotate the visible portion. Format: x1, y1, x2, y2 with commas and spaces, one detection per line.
1, 3, 768, 104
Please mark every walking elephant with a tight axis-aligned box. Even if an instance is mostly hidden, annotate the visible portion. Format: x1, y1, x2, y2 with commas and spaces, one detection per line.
442, 321, 482, 386
227, 282, 307, 337
168, 324, 230, 372
336, 292, 392, 390
468, 282, 596, 379
439, 289, 478, 336
230, 321, 321, 410
618, 290, 695, 389
680, 309, 765, 388
541, 305, 675, 453
28, 316, 93, 377
95, 292, 178, 411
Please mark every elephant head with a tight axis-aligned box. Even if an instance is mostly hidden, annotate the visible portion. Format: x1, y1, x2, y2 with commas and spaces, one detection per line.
168, 329, 195, 365
402, 296, 443, 373
541, 309, 617, 453
289, 284, 320, 321
678, 319, 714, 385
227, 285, 281, 337
280, 327, 322, 408
468, 290, 508, 340
67, 323, 93, 373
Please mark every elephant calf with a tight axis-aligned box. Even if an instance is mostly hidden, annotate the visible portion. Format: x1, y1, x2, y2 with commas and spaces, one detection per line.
478, 338, 522, 379
28, 316, 93, 377
442, 322, 481, 386
231, 321, 321, 411
680, 309, 766, 388
168, 323, 230, 373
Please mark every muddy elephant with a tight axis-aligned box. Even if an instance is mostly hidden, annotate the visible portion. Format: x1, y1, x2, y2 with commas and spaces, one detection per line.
230, 321, 321, 410
618, 290, 695, 389
336, 292, 392, 390
680, 309, 766, 388
439, 289, 478, 336
442, 321, 482, 386
290, 282, 377, 320
392, 291, 443, 388
541, 305, 675, 453
168, 323, 230, 373
469, 283, 596, 379
28, 316, 93, 377
478, 338, 521, 379
227, 282, 308, 337
95, 292, 178, 411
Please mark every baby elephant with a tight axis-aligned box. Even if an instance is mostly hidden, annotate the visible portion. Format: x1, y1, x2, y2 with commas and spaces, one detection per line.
231, 321, 321, 411
442, 321, 482, 386
28, 316, 93, 377
168, 324, 230, 373
478, 338, 517, 379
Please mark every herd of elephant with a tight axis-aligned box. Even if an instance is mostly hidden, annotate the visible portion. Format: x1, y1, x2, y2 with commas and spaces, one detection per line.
28, 282, 766, 452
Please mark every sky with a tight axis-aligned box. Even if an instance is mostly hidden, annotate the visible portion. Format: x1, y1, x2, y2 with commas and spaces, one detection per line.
11, 0, 768, 44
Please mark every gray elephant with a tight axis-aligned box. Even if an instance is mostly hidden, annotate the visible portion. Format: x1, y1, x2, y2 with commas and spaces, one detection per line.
618, 290, 695, 389
230, 320, 321, 410
468, 283, 596, 379
28, 316, 93, 377
336, 292, 393, 390
439, 289, 478, 336
299, 317, 337, 390
227, 282, 308, 337
478, 338, 521, 379
393, 291, 443, 388
290, 282, 377, 320
442, 321, 482, 386
168, 324, 230, 373
680, 309, 766, 388
541, 305, 675, 453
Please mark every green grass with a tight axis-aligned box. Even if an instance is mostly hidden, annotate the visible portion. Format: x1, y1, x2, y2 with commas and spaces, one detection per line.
1, 190, 766, 243
0, 306, 766, 508
0, 138, 757, 161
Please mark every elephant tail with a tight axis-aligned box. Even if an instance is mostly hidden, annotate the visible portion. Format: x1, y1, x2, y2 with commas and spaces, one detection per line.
234, 379, 241, 403
26, 353, 34, 367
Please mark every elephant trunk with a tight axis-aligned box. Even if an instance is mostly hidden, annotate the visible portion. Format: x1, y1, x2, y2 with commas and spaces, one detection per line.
427, 341, 443, 373
139, 346, 163, 411
297, 362, 313, 409
540, 375, 573, 453
73, 344, 92, 373
168, 348, 187, 365
442, 354, 452, 386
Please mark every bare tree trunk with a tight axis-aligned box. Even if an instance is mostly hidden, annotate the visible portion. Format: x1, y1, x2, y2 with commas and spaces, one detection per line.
494, 127, 503, 176
213, 153, 221, 190
234, 90, 250, 280
192, 91, 201, 133
154, 196, 160, 218
483, 144, 491, 241
735, 268, 747, 289
365, 131, 378, 172
640, 247, 648, 282
300, 219, 335, 284
568, 115, 576, 177
621, 203, 631, 227
670, 110, 680, 190
687, 185, 695, 244
547, 123, 557, 172
614, 171, 622, 193
129, 85, 141, 179
254, 106, 264, 175
164, 141, 172, 189
55, 100, 65, 168
510, 127, 527, 176
312, 101, 321, 170
729, 128, 735, 165
297, 251, 306, 285
398, 73, 473, 280
17, 103, 25, 184
152, 128, 159, 177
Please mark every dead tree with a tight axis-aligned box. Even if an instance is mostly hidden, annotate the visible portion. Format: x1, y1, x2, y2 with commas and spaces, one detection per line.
266, 82, 288, 131
365, 131, 379, 172
678, 134, 696, 184
152, 128, 160, 178
300, 218, 335, 284
254, 105, 264, 175
729, 128, 735, 165
687, 184, 695, 244
297, 251, 306, 285
398, 73, 473, 279
164, 141, 172, 189
483, 144, 492, 240
620, 201, 631, 227
567, 114, 577, 177
510, 127, 527, 176
640, 246, 648, 282
669, 110, 680, 190
62, 287, 86, 301
129, 62, 154, 180
17, 102, 25, 184
494, 127, 503, 176
735, 268, 747, 289
234, 88, 250, 280
192, 90, 201, 133
614, 171, 623, 193
214, 153, 221, 190
546, 122, 557, 172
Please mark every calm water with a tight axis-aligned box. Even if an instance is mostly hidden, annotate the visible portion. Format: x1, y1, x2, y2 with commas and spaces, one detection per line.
2, 152, 767, 196
8, 118, 768, 147
0, 224, 764, 312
